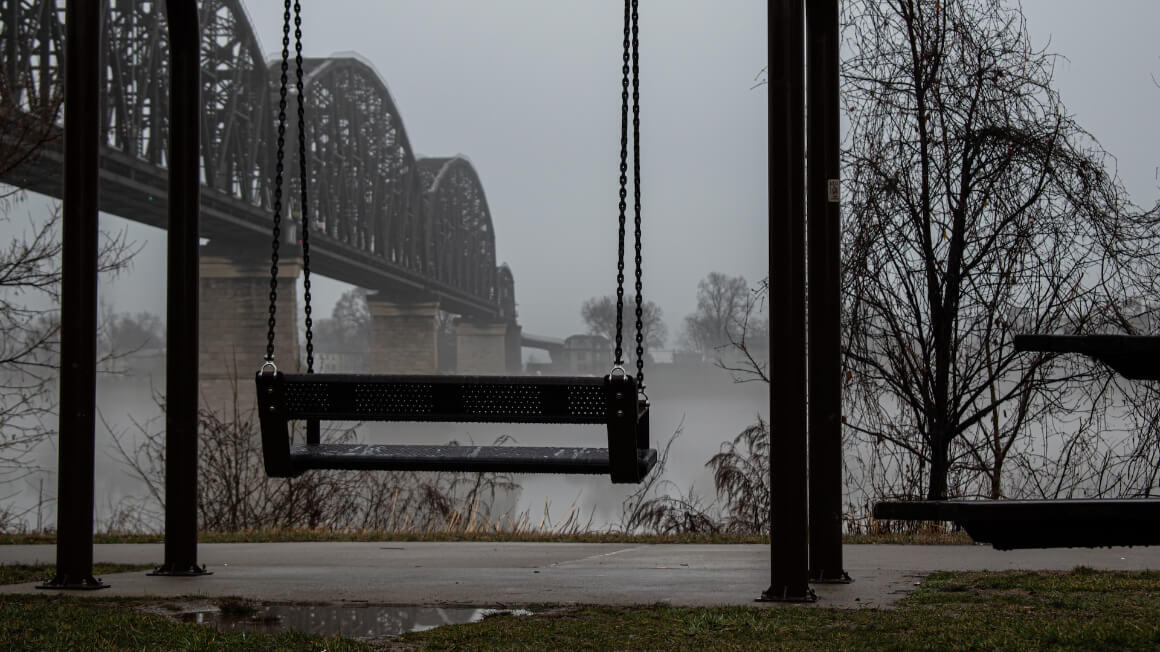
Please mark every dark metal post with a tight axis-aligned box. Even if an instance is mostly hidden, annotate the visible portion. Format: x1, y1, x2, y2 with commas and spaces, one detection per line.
149, 0, 209, 577
807, 0, 849, 584
40, 0, 108, 591
761, 0, 814, 603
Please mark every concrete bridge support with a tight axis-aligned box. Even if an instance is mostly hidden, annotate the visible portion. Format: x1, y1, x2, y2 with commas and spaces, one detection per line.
368, 298, 440, 373
456, 320, 521, 375
196, 253, 519, 396
506, 321, 522, 374
198, 253, 302, 417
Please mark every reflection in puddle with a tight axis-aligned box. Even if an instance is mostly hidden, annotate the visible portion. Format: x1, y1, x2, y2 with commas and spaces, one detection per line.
182, 605, 531, 640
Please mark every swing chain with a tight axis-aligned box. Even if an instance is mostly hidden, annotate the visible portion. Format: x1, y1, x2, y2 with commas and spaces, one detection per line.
270, 1, 643, 390
265, 0, 314, 374
613, 0, 644, 389
294, 0, 315, 375
630, 0, 644, 388
613, 0, 630, 368
265, 0, 294, 366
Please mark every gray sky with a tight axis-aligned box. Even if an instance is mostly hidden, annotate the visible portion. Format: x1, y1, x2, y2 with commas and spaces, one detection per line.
244, 0, 770, 342
101, 0, 1160, 343
1019, 0, 1160, 207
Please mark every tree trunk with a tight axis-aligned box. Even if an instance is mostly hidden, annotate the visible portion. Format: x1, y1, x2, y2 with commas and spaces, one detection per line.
927, 423, 949, 500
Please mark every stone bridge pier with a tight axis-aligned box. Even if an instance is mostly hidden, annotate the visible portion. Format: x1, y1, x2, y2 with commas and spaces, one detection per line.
366, 297, 440, 374
197, 249, 302, 418
364, 298, 520, 375
196, 251, 522, 418
455, 319, 522, 375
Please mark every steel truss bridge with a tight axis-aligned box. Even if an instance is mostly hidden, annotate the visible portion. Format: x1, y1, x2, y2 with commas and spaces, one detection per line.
0, 0, 514, 319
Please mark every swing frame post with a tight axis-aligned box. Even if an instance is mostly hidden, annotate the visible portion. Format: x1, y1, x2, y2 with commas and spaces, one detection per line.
806, 0, 849, 585
148, 0, 210, 578
39, 0, 107, 591
42, 0, 208, 590
762, 0, 815, 603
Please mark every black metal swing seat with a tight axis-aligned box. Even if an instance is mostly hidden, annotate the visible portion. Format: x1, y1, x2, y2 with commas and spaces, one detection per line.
873, 498, 1160, 550
256, 370, 657, 484
874, 333, 1160, 549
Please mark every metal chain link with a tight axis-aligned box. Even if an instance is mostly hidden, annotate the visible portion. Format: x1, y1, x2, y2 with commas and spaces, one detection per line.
630, 0, 644, 388
265, 0, 293, 365
272, 1, 644, 388
613, 0, 631, 367
613, 0, 644, 388
294, 0, 314, 374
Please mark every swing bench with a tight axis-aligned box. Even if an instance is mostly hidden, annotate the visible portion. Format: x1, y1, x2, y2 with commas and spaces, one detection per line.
255, 0, 656, 484
256, 371, 654, 482
874, 334, 1160, 549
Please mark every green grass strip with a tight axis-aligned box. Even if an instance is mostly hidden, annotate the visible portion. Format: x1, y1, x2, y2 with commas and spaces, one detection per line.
397, 569, 1160, 651
0, 563, 154, 586
0, 594, 372, 651
0, 569, 1155, 650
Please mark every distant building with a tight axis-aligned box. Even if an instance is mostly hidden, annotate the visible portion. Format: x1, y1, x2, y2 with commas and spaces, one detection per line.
561, 334, 613, 375
672, 350, 705, 367
315, 351, 370, 373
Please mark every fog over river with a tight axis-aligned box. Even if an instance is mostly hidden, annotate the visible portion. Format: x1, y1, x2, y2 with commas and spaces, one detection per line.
14, 361, 767, 533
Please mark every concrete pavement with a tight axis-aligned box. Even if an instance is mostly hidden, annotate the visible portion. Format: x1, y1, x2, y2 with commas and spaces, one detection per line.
2, 542, 1158, 609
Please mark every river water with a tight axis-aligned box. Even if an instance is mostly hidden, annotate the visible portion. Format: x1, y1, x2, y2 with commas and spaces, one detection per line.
13, 362, 767, 533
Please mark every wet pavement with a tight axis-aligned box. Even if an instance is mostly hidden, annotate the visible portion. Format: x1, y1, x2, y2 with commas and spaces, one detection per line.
179, 603, 521, 640
2, 542, 1159, 610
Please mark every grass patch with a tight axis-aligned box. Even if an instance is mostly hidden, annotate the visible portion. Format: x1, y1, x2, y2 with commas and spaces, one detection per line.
0, 594, 372, 651
0, 569, 1155, 650
0, 529, 973, 546
398, 569, 1160, 650
0, 563, 154, 586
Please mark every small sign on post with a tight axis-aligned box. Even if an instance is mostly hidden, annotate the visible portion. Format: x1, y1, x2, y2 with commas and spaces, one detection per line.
827, 179, 840, 203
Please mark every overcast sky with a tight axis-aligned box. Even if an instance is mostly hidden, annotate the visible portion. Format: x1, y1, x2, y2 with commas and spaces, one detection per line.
243, 0, 770, 343
98, 0, 1160, 344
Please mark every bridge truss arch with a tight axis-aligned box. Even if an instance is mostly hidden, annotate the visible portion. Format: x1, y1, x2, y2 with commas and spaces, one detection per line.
100, 0, 272, 206
295, 56, 424, 273
1, 0, 274, 211
0, 0, 63, 113
0, 2, 510, 319
419, 156, 501, 312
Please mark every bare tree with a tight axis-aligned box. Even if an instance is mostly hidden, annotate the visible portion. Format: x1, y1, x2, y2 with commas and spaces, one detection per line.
0, 209, 136, 499
580, 294, 667, 358
311, 288, 371, 372
716, 278, 770, 383
313, 288, 371, 354
99, 307, 163, 353
108, 385, 522, 533
0, 61, 68, 486
840, 0, 1154, 500
680, 272, 750, 356
0, 55, 137, 505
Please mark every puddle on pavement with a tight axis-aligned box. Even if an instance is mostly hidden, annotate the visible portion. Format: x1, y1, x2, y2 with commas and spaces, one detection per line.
181, 604, 532, 640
